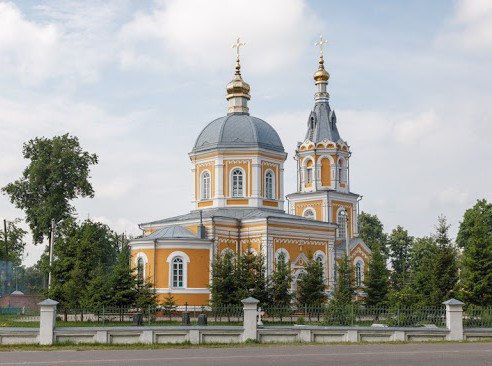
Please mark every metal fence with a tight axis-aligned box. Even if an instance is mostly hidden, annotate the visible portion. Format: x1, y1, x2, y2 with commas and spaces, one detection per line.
261, 305, 447, 328
56, 305, 243, 327
0, 308, 40, 327
463, 306, 492, 328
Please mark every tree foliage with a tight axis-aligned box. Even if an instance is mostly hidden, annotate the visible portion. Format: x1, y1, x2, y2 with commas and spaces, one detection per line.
296, 252, 326, 307
432, 215, 459, 304
456, 199, 492, 305
359, 212, 387, 254
1, 219, 27, 295
364, 243, 389, 307
2, 134, 98, 243
330, 256, 353, 306
271, 252, 292, 306
388, 226, 413, 291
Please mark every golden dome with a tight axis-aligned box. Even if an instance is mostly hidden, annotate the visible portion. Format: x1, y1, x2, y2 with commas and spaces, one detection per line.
313, 56, 330, 82
226, 59, 251, 99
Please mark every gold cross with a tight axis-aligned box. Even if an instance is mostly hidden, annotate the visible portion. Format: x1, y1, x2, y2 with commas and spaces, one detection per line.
315, 34, 328, 56
232, 37, 245, 59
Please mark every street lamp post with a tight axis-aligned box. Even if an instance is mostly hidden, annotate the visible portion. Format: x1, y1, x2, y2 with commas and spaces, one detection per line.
48, 219, 56, 289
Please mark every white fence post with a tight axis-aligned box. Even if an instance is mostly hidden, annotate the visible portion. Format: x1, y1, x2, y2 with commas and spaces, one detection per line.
242, 297, 259, 342
443, 298, 464, 341
38, 299, 58, 345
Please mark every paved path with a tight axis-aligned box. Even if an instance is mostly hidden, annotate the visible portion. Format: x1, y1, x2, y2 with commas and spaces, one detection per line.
0, 343, 491, 366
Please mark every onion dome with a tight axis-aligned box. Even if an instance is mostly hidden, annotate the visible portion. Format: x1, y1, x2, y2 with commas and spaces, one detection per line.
226, 38, 251, 114
314, 55, 330, 82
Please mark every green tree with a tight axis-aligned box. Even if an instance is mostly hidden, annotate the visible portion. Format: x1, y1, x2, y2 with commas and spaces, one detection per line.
456, 199, 492, 306
46, 219, 119, 308
330, 256, 353, 306
358, 212, 387, 254
364, 243, 389, 307
80, 265, 111, 309
271, 252, 292, 306
407, 236, 439, 306
236, 248, 271, 306
1, 219, 27, 295
388, 226, 413, 291
210, 250, 238, 306
107, 244, 137, 308
432, 215, 459, 304
2, 134, 98, 243
296, 252, 326, 307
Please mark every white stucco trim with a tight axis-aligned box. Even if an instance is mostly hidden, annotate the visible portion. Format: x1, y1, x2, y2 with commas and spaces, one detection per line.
166, 251, 190, 289
134, 252, 148, 281
302, 207, 316, 220
229, 166, 247, 198
274, 248, 290, 262
155, 288, 210, 294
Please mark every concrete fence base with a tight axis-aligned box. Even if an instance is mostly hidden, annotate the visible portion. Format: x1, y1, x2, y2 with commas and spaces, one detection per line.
1, 298, 491, 345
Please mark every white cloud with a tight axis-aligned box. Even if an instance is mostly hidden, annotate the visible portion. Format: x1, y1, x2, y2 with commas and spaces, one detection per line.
118, 0, 320, 74
0, 2, 59, 84
437, 0, 492, 51
0, 1, 125, 85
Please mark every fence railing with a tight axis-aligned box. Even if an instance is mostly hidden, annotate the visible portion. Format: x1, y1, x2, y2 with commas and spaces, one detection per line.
55, 305, 243, 327
463, 306, 492, 328
262, 305, 447, 328
0, 308, 40, 328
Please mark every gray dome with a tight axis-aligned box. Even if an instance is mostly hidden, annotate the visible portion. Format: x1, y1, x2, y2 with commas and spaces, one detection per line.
192, 114, 284, 153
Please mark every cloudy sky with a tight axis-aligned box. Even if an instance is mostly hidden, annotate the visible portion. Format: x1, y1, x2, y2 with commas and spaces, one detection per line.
1, 0, 491, 266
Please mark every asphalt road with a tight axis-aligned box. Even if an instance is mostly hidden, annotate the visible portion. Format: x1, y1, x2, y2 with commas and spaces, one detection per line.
0, 343, 491, 366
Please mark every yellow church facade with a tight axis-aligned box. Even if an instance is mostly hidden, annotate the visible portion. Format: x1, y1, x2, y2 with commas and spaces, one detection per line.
129, 38, 370, 305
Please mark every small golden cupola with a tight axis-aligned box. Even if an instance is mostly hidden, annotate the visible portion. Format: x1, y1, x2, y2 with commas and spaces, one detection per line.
313, 34, 330, 102
226, 38, 251, 114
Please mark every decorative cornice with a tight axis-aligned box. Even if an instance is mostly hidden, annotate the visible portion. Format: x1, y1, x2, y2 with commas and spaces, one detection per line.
274, 238, 326, 246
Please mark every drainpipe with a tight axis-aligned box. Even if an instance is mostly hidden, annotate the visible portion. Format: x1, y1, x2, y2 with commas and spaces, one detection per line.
153, 239, 157, 294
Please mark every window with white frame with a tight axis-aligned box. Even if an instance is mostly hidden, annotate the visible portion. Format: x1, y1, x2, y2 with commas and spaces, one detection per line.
201, 171, 211, 200
265, 170, 274, 199
171, 257, 184, 288
275, 248, 290, 264
315, 254, 324, 266
306, 165, 313, 183
137, 257, 144, 283
338, 159, 345, 184
304, 209, 315, 220
338, 210, 347, 238
231, 169, 244, 197
355, 261, 363, 287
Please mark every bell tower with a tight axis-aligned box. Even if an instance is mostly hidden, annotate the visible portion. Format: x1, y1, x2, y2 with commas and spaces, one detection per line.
286, 35, 360, 242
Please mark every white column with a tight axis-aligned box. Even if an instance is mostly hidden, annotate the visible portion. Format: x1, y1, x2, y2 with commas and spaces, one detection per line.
251, 158, 262, 206
443, 298, 464, 341
38, 299, 58, 345
328, 243, 335, 291
216, 157, 224, 207
241, 297, 259, 342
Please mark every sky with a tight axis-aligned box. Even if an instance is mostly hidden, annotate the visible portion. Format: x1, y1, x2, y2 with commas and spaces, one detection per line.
0, 0, 491, 266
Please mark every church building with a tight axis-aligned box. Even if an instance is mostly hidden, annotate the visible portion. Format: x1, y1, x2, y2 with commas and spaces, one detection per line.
129, 38, 370, 305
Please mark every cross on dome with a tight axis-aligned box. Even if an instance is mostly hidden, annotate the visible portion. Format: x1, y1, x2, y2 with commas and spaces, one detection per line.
232, 37, 245, 59
315, 34, 328, 57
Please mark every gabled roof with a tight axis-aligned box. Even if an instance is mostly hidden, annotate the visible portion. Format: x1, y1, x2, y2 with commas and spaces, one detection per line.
140, 208, 335, 228
142, 225, 197, 240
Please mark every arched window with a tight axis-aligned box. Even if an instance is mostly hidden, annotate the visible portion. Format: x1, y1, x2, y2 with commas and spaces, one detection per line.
171, 257, 184, 288
265, 170, 274, 199
231, 169, 244, 197
137, 257, 144, 283
304, 209, 315, 220
338, 159, 345, 184
306, 160, 313, 184
355, 261, 363, 287
338, 210, 347, 238
315, 254, 324, 266
201, 171, 211, 200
